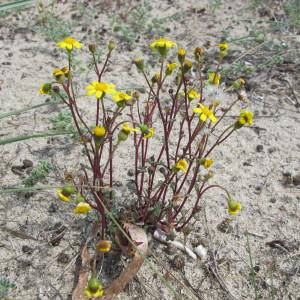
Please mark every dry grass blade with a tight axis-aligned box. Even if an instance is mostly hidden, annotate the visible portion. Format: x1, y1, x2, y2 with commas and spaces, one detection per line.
101, 223, 148, 300
72, 245, 91, 300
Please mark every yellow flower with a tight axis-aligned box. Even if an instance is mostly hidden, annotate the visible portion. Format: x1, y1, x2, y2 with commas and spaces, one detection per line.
227, 197, 242, 216
165, 63, 177, 75
53, 69, 64, 77
218, 43, 228, 52
150, 38, 177, 50
39, 83, 52, 94
178, 48, 186, 63
74, 202, 92, 214
86, 81, 116, 99
113, 92, 132, 103
56, 189, 71, 202
238, 110, 253, 126
187, 89, 200, 101
92, 126, 106, 137
175, 159, 189, 172
144, 128, 155, 139
121, 123, 139, 135
97, 240, 112, 253
84, 277, 104, 299
57, 37, 82, 51
150, 38, 177, 57
208, 72, 221, 85
193, 103, 218, 123
200, 158, 214, 169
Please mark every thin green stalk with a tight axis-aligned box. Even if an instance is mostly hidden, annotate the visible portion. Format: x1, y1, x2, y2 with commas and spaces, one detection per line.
0, 0, 35, 11
0, 185, 58, 194
0, 102, 52, 120
0, 130, 74, 145
246, 233, 259, 300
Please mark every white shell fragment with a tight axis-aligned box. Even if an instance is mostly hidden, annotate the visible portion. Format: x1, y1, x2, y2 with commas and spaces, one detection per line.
153, 229, 197, 260
194, 244, 208, 261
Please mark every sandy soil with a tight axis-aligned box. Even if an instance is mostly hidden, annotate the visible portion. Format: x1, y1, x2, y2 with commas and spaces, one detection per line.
0, 0, 299, 299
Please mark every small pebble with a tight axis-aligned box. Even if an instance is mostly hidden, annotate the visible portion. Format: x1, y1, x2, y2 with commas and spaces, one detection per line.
256, 145, 264, 152
57, 253, 70, 264
268, 147, 277, 154
22, 245, 34, 254
171, 255, 185, 269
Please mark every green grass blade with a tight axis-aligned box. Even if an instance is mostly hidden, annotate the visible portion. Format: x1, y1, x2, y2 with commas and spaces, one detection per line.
0, 0, 35, 11
0, 130, 74, 145
0, 185, 57, 194
0, 102, 52, 120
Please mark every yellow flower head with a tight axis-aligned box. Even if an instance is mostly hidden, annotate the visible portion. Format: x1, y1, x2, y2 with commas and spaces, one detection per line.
84, 277, 104, 299
121, 123, 139, 135
56, 189, 71, 202
200, 157, 214, 169
178, 48, 186, 63
166, 63, 177, 75
238, 110, 253, 126
113, 92, 132, 103
193, 103, 218, 123
39, 83, 52, 95
227, 197, 242, 216
74, 202, 92, 214
175, 159, 189, 172
97, 240, 112, 253
218, 43, 229, 52
144, 127, 155, 139
187, 89, 201, 101
57, 37, 82, 51
86, 81, 116, 99
208, 72, 221, 86
150, 38, 177, 56
92, 126, 106, 137
53, 67, 69, 81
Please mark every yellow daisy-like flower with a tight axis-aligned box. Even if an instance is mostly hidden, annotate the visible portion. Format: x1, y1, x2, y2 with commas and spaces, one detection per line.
187, 89, 201, 101
218, 43, 228, 52
113, 92, 132, 103
86, 82, 116, 99
53, 69, 64, 77
193, 103, 218, 123
165, 63, 177, 75
178, 48, 186, 63
202, 158, 214, 169
175, 159, 189, 172
150, 38, 177, 50
227, 197, 242, 216
97, 240, 112, 253
56, 189, 71, 202
121, 123, 139, 135
84, 277, 104, 299
74, 202, 92, 214
39, 83, 52, 95
92, 126, 106, 137
238, 110, 253, 125
57, 37, 82, 51
208, 72, 221, 86
143, 128, 155, 139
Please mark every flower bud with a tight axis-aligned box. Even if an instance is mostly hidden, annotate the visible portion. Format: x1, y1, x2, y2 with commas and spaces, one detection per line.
151, 73, 160, 84
177, 48, 186, 64
92, 126, 106, 138
118, 131, 129, 141
88, 277, 102, 293
108, 41, 116, 51
182, 60, 193, 73
194, 47, 204, 62
232, 78, 245, 90
138, 123, 150, 135
133, 58, 144, 72
88, 44, 96, 53
97, 240, 112, 253
62, 184, 76, 196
